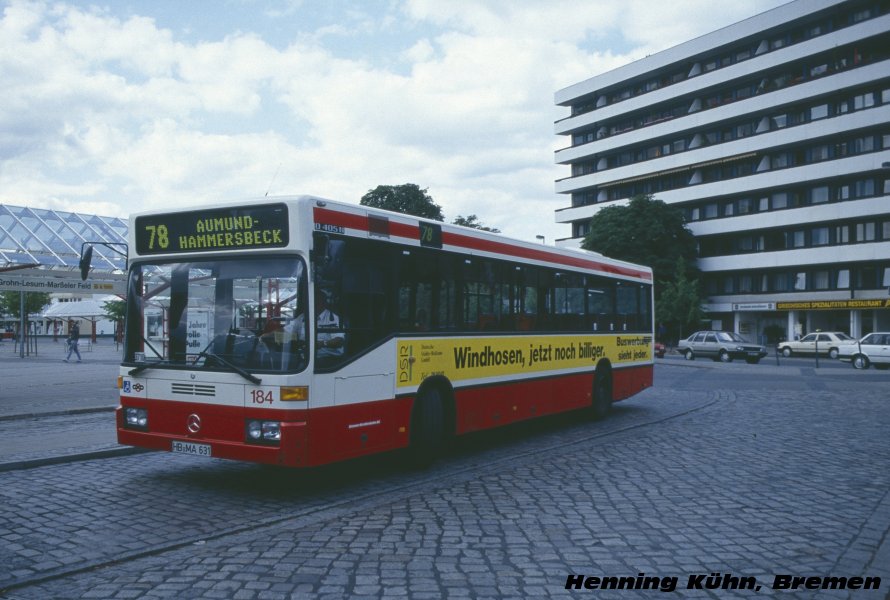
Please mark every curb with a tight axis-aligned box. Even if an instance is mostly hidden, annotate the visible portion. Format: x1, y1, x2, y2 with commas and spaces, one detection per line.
0, 446, 148, 473
0, 406, 115, 423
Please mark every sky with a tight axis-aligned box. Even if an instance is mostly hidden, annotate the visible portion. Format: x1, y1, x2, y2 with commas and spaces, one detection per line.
1, 0, 789, 244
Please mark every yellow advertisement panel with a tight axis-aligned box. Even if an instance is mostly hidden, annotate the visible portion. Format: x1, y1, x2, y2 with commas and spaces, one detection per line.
396, 334, 652, 389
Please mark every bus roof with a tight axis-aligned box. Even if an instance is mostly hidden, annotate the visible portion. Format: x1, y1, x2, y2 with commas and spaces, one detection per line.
306, 196, 652, 283
128, 195, 653, 283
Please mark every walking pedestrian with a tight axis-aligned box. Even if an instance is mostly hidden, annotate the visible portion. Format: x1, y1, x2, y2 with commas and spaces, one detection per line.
65, 322, 82, 363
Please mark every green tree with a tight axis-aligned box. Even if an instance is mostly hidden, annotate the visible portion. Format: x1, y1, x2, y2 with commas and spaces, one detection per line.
582, 194, 702, 341
102, 299, 126, 322
103, 298, 126, 342
452, 214, 500, 233
582, 194, 697, 287
0, 291, 51, 319
656, 258, 705, 342
360, 184, 444, 221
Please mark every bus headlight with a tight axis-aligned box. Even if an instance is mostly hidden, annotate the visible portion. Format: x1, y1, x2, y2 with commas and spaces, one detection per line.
246, 420, 281, 444
124, 407, 148, 430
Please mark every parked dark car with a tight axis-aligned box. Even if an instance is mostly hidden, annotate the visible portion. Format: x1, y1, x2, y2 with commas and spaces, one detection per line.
677, 330, 767, 364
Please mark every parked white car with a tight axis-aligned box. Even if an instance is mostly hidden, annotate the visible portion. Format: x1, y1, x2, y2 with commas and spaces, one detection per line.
837, 332, 890, 370
776, 331, 855, 359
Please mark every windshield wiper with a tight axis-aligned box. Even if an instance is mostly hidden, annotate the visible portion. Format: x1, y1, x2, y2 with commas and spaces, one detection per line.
194, 348, 262, 385
128, 336, 167, 376
128, 361, 169, 376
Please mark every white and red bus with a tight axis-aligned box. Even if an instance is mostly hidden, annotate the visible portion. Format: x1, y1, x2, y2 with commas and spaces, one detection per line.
116, 196, 654, 467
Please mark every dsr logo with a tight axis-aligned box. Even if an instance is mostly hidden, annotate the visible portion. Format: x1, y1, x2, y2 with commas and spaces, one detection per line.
398, 345, 413, 384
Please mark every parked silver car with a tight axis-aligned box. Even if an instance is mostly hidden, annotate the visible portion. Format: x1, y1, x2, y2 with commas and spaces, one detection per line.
678, 330, 767, 364
837, 332, 890, 370
776, 331, 855, 359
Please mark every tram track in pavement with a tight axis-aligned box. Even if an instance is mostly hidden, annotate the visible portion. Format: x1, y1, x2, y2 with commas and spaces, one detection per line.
0, 384, 720, 597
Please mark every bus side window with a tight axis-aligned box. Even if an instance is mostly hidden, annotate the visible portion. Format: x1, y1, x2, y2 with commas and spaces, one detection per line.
435, 255, 458, 331
397, 250, 433, 332
639, 285, 652, 332
616, 282, 639, 332
314, 236, 394, 369
341, 259, 389, 355
587, 278, 615, 332
461, 259, 494, 331
553, 271, 585, 331
517, 266, 541, 332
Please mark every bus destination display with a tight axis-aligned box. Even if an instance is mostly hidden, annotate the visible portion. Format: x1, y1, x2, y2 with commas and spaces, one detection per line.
135, 204, 289, 255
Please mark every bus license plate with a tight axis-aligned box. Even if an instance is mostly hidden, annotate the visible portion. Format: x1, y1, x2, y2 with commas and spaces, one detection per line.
171, 441, 211, 457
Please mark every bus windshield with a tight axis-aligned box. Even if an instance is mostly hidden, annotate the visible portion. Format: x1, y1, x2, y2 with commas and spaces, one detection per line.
124, 256, 309, 374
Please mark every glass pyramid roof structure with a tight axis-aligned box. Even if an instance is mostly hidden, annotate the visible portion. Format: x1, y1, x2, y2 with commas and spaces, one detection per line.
0, 204, 128, 272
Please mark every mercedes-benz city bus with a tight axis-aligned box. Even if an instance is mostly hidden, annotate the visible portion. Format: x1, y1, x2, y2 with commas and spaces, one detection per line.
115, 196, 654, 467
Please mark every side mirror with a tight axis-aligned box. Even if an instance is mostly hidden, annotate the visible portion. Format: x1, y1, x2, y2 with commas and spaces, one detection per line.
79, 245, 94, 280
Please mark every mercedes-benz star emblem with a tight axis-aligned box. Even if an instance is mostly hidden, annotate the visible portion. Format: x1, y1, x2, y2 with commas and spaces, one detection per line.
187, 413, 201, 434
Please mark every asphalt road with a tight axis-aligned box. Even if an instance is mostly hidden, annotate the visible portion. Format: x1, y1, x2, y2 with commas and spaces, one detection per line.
1, 353, 888, 599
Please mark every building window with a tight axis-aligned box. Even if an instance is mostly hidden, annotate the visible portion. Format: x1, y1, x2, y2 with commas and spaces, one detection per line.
810, 63, 829, 77
773, 273, 789, 292
836, 269, 850, 289
810, 144, 830, 161
813, 271, 830, 290
856, 222, 876, 241
853, 136, 875, 153
810, 104, 829, 120
860, 177, 879, 199
810, 186, 829, 204
811, 227, 829, 246
853, 92, 875, 109
794, 272, 806, 290
856, 266, 877, 289
772, 153, 791, 169
835, 225, 850, 244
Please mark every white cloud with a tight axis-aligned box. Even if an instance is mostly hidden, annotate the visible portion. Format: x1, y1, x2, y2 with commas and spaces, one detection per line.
0, 0, 788, 244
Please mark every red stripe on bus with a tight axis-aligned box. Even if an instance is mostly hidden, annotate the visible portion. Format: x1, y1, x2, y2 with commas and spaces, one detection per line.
313, 206, 651, 281
119, 364, 651, 468
444, 231, 651, 280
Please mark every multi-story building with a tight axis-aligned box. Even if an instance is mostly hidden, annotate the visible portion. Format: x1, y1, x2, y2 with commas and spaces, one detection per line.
554, 0, 890, 343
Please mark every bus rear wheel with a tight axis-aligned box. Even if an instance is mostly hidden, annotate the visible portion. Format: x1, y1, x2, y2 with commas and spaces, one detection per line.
591, 366, 612, 420
407, 384, 448, 468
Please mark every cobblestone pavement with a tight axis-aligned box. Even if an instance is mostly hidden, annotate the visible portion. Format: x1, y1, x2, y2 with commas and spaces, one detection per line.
0, 339, 120, 418
1, 364, 888, 599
